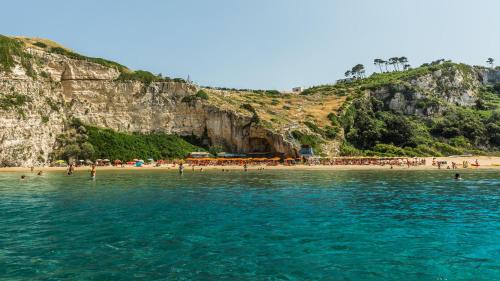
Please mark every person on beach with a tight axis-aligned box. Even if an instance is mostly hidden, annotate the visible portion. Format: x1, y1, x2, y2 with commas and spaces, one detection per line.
179, 163, 184, 175
244, 163, 248, 172
90, 164, 96, 179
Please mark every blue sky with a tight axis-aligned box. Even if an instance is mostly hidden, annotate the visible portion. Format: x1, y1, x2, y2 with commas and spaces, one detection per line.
2, 0, 499, 89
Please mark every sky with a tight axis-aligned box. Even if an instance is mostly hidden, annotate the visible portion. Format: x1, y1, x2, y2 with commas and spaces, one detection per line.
1, 0, 499, 90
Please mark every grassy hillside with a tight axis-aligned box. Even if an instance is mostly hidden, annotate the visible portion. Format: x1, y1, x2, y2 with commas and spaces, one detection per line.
305, 63, 500, 157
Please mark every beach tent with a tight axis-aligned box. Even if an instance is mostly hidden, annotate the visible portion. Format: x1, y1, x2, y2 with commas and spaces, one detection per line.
54, 160, 67, 167
135, 160, 143, 167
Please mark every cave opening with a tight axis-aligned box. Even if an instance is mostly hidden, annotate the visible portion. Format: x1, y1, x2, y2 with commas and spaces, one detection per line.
248, 137, 273, 153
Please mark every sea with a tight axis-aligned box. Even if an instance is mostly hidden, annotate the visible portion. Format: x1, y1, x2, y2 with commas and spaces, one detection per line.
0, 169, 499, 280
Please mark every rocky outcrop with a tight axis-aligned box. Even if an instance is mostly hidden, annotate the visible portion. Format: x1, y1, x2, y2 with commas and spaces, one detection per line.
370, 67, 480, 117
0, 46, 297, 166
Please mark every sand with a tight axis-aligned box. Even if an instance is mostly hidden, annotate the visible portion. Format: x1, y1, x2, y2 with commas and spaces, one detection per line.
1, 156, 499, 173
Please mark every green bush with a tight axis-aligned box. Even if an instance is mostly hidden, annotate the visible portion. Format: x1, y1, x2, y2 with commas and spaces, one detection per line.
195, 90, 209, 100
85, 126, 204, 160
339, 143, 362, 156
433, 142, 464, 155
33, 42, 47, 48
240, 103, 257, 114
0, 35, 23, 73
291, 130, 323, 153
117, 70, 161, 84
0, 93, 32, 110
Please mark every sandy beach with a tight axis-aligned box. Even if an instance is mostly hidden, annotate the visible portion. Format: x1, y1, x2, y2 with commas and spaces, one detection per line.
1, 156, 500, 173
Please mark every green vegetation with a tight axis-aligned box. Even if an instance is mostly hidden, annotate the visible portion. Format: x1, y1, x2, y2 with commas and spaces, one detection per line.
291, 130, 323, 154
33, 41, 47, 48
240, 103, 257, 114
52, 118, 204, 161
117, 70, 165, 84
49, 46, 127, 72
195, 90, 209, 100
303, 61, 470, 96
337, 94, 500, 156
0, 35, 36, 77
0, 92, 32, 110
181, 90, 209, 103
296, 60, 500, 156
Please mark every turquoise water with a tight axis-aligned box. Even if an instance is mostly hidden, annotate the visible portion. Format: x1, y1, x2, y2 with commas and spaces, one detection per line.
0, 170, 499, 280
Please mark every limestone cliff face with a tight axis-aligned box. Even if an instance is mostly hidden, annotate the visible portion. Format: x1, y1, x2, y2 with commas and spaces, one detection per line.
0, 47, 297, 166
370, 67, 480, 116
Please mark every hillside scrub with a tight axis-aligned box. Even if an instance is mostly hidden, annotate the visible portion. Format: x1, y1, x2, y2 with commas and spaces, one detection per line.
0, 35, 36, 77
49, 46, 128, 72
52, 119, 205, 162
338, 94, 500, 156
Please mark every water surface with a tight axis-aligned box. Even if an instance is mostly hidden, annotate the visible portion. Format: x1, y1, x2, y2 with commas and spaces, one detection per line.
1, 170, 499, 280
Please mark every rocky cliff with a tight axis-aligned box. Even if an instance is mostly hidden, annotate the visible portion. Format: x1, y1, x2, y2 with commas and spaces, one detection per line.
1, 36, 498, 166
0, 37, 300, 166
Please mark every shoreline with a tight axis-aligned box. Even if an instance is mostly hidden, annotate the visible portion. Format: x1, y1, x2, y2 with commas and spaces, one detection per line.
2, 156, 500, 172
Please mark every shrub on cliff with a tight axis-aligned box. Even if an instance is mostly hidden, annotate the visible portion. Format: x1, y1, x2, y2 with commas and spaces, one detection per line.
181, 90, 209, 103
116, 70, 161, 84
0, 35, 36, 77
0, 93, 32, 110
49, 46, 127, 72
195, 90, 209, 100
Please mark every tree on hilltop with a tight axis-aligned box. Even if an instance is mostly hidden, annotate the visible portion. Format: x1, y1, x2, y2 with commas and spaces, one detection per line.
388, 57, 400, 71
374, 59, 384, 73
344, 64, 366, 79
487, 58, 495, 68
398, 57, 409, 69
351, 64, 366, 78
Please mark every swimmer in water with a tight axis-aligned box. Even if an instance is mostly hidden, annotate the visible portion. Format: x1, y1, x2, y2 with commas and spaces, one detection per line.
244, 163, 248, 172
454, 173, 462, 180
90, 164, 96, 179
37, 171, 43, 176
20, 175, 26, 181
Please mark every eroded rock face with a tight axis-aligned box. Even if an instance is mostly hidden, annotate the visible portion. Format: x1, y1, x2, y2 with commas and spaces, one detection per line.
371, 69, 479, 117
0, 48, 297, 166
